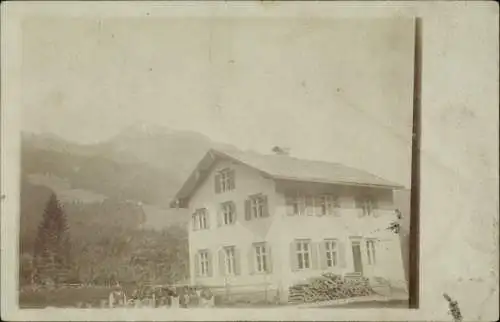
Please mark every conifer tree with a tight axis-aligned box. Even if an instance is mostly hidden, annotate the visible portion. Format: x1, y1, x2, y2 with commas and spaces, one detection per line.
33, 193, 71, 285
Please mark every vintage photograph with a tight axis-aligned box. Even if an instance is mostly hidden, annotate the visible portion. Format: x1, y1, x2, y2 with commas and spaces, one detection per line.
17, 16, 415, 309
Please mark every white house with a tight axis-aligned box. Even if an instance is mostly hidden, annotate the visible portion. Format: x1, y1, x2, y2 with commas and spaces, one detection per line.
171, 148, 408, 303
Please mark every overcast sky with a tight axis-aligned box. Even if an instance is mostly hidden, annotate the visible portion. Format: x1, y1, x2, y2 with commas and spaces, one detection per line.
22, 17, 415, 187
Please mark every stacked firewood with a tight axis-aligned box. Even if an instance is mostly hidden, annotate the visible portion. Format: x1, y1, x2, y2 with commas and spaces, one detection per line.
288, 273, 373, 304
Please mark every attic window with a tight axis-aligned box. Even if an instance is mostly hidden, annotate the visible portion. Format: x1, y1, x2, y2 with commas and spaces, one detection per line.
215, 168, 235, 193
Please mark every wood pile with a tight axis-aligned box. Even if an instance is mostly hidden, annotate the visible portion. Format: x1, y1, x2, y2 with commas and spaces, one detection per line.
288, 273, 373, 304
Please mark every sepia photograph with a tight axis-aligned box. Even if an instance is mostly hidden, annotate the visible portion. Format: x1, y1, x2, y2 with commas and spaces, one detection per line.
2, 2, 498, 321
16, 15, 415, 310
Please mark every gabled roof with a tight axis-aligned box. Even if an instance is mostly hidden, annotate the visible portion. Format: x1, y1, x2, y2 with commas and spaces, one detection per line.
170, 147, 404, 207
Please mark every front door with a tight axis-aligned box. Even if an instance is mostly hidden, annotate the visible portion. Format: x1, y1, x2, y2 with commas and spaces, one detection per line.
351, 241, 364, 275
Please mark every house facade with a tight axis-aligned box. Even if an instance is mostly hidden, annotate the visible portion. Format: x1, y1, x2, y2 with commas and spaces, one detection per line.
171, 148, 408, 303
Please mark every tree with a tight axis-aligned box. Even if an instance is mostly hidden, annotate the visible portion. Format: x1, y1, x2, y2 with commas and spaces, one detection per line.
33, 193, 71, 285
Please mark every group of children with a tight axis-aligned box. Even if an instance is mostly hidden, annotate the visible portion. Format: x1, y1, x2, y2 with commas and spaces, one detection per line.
107, 283, 215, 308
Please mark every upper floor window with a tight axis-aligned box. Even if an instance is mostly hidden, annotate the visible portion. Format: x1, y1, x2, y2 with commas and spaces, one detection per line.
192, 208, 209, 231
305, 195, 315, 216
220, 201, 236, 225
295, 239, 311, 270
355, 196, 378, 217
197, 249, 212, 277
324, 239, 338, 268
245, 194, 269, 220
366, 239, 377, 265
285, 195, 301, 215
286, 194, 340, 216
214, 168, 235, 193
319, 195, 340, 216
253, 243, 271, 273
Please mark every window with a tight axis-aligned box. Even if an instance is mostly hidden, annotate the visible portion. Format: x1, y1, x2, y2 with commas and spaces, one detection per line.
198, 250, 210, 276
296, 240, 311, 269
254, 243, 269, 273
366, 239, 377, 265
286, 194, 339, 216
320, 195, 340, 216
221, 201, 236, 225
363, 199, 374, 216
224, 246, 236, 275
305, 196, 315, 216
324, 240, 338, 268
192, 208, 209, 230
215, 168, 235, 193
356, 197, 377, 216
245, 194, 268, 220
285, 194, 300, 216
251, 195, 265, 218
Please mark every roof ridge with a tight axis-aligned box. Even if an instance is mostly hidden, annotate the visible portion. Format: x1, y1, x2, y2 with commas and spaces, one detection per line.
211, 147, 403, 188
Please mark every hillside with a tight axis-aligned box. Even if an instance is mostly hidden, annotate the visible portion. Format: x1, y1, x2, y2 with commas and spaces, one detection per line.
20, 125, 236, 231
21, 124, 236, 206
19, 178, 190, 286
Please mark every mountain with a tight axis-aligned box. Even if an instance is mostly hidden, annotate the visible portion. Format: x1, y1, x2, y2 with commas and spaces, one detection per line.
22, 125, 229, 204
97, 123, 215, 175
21, 124, 239, 233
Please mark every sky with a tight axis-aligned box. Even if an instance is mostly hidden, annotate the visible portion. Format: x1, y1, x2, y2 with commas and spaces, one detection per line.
22, 17, 415, 188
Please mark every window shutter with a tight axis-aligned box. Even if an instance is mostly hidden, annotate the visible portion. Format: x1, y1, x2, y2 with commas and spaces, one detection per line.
231, 201, 237, 222
372, 199, 379, 217
192, 214, 197, 231
356, 198, 364, 217
214, 174, 221, 194
315, 197, 324, 216
203, 210, 210, 229
218, 248, 225, 276
304, 196, 313, 216
338, 242, 347, 268
217, 207, 223, 227
248, 246, 255, 275
244, 199, 251, 221
298, 196, 306, 216
311, 242, 319, 269
194, 254, 200, 277
319, 241, 328, 269
229, 169, 236, 190
234, 248, 241, 275
262, 195, 270, 217
333, 197, 341, 217
207, 251, 213, 277
290, 241, 298, 271
265, 245, 273, 273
